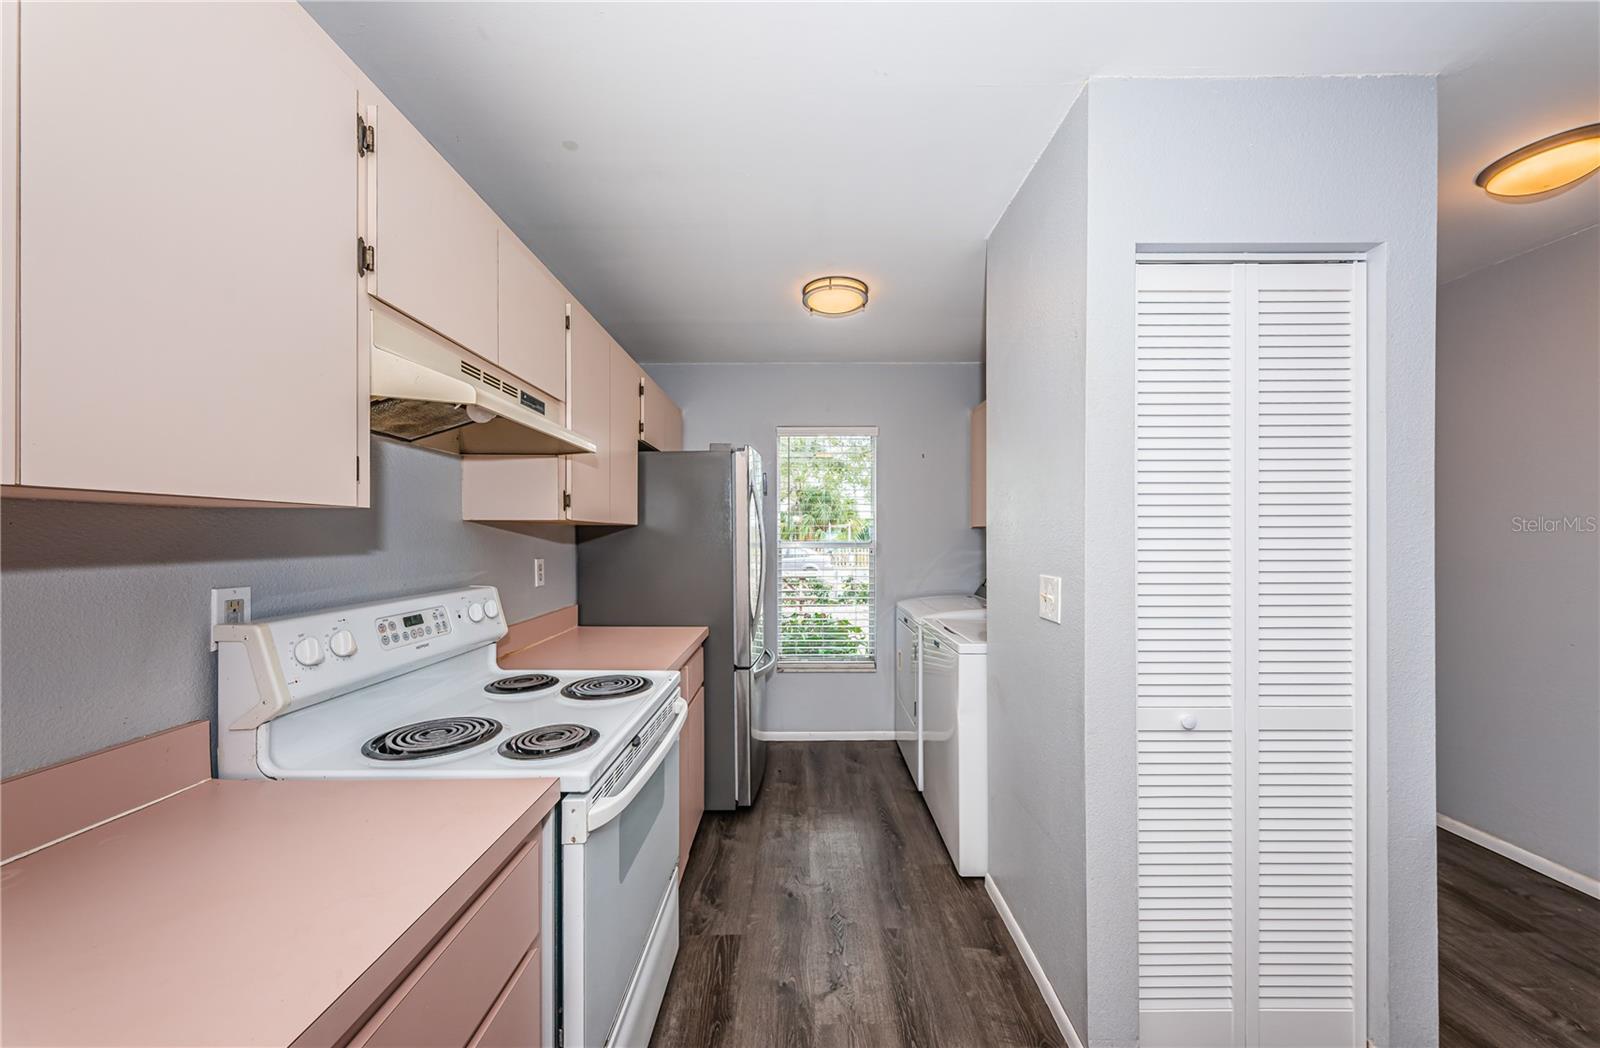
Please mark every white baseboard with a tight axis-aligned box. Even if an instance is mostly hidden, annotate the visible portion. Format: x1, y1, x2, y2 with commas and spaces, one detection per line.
1437, 813, 1600, 900
754, 730, 897, 741
984, 875, 1085, 1048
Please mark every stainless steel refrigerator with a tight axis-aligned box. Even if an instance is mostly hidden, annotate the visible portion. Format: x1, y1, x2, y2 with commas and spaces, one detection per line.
576, 445, 774, 809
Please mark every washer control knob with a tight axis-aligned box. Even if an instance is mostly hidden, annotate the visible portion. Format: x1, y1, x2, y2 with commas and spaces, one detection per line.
292, 636, 324, 667
483, 599, 500, 620
329, 629, 358, 658
467, 602, 485, 623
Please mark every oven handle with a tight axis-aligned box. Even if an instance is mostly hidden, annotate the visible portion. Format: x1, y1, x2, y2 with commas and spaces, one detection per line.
586, 696, 688, 834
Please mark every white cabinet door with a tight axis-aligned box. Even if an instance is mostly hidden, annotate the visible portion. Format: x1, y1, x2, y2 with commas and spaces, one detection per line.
18, 2, 361, 505
496, 227, 567, 398
371, 103, 498, 361
1134, 261, 1366, 1048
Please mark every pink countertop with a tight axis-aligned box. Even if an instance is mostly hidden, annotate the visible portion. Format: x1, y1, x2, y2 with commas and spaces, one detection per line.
1, 776, 558, 1047
499, 618, 708, 673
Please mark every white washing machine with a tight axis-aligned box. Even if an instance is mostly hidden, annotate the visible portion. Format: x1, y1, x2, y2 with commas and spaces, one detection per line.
893, 594, 984, 790
920, 609, 988, 876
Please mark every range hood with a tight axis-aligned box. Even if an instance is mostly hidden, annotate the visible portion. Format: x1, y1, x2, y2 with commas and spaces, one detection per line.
369, 306, 596, 456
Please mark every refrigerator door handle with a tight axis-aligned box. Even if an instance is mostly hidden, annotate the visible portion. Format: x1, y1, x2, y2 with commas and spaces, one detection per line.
752, 480, 768, 642
755, 648, 776, 678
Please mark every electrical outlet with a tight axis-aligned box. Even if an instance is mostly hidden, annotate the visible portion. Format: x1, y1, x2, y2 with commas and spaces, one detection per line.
209, 586, 252, 650
1038, 574, 1062, 624
533, 559, 546, 588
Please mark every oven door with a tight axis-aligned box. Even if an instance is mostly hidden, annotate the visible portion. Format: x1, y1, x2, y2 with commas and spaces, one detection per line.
562, 698, 686, 1047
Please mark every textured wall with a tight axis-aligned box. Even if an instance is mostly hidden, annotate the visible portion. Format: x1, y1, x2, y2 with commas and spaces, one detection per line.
1, 438, 575, 775
1078, 77, 1439, 1046
983, 93, 1091, 1036
1437, 226, 1600, 882
643, 362, 985, 735
984, 76, 1439, 1045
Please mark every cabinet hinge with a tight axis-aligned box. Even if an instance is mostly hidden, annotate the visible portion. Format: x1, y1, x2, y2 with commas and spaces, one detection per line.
356, 457, 361, 482
357, 236, 375, 276
565, 314, 572, 331
357, 114, 376, 156
639, 378, 645, 396
563, 491, 572, 511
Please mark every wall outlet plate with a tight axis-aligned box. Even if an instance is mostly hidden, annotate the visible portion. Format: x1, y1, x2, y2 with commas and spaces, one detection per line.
533, 559, 546, 588
209, 586, 252, 650
1038, 574, 1062, 624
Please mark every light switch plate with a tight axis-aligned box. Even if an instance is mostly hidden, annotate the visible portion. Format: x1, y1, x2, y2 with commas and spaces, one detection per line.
209, 586, 251, 650
1038, 574, 1062, 624
533, 559, 546, 588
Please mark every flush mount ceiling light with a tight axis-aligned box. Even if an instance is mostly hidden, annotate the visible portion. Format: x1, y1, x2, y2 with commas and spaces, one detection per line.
802, 276, 869, 317
1476, 123, 1600, 198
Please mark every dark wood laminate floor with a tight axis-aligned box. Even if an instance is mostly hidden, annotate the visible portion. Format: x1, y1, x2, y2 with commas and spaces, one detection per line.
651, 742, 1065, 1048
1439, 829, 1600, 1048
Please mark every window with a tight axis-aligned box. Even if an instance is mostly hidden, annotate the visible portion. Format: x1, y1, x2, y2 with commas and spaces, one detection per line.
776, 427, 877, 669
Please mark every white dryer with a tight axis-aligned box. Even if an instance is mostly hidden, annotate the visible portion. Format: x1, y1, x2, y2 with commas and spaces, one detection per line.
893, 594, 984, 790
920, 609, 988, 876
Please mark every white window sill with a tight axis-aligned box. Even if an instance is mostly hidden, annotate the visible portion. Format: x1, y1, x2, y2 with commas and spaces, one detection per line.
776, 663, 878, 674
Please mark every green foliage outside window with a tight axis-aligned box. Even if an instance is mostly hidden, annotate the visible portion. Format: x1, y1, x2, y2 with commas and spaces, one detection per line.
778, 435, 875, 542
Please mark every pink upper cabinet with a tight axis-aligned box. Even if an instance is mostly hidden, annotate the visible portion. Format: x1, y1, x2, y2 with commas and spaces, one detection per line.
496, 227, 569, 401
609, 340, 641, 526
369, 101, 499, 364
565, 302, 612, 524
640, 370, 684, 452
16, 3, 365, 506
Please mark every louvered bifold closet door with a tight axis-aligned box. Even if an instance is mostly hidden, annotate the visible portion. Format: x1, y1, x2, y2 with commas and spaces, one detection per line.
1136, 261, 1366, 1048
1135, 263, 1243, 1048
1247, 262, 1365, 1048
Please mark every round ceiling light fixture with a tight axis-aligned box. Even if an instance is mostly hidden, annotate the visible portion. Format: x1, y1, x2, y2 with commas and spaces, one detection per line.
802, 276, 869, 317
1476, 123, 1600, 198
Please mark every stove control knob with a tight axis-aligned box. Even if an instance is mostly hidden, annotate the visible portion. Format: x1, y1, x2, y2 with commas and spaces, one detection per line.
329, 629, 358, 659
483, 599, 500, 620
467, 602, 485, 623
292, 636, 324, 667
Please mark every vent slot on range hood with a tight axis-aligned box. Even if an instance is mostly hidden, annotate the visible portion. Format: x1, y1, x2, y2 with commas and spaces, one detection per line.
369, 306, 594, 457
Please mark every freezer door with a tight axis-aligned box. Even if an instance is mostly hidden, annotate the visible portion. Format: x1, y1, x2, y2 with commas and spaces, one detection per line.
732, 449, 754, 669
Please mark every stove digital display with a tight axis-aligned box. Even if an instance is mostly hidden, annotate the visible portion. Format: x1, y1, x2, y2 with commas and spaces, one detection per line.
376, 606, 449, 648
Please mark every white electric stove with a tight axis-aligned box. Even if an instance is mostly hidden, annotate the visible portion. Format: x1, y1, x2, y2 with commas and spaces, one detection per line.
214, 585, 685, 1048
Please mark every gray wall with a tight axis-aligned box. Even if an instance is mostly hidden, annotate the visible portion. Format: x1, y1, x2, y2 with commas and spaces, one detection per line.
984, 95, 1090, 1035
1, 438, 575, 776
644, 362, 985, 735
986, 77, 1439, 1046
1083, 76, 1439, 1048
1437, 226, 1600, 882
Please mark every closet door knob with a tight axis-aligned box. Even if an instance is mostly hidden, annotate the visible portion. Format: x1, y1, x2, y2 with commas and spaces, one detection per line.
1179, 714, 1198, 731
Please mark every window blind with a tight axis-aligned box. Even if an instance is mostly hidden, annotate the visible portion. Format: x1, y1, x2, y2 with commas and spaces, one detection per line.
776, 428, 877, 668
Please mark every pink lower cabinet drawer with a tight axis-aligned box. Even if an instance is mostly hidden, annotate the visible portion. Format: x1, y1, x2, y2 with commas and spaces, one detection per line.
468, 944, 540, 1048
353, 835, 540, 1048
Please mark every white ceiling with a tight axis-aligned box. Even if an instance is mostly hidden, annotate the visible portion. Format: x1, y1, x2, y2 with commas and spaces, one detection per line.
306, 2, 1600, 364
1437, 3, 1599, 283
